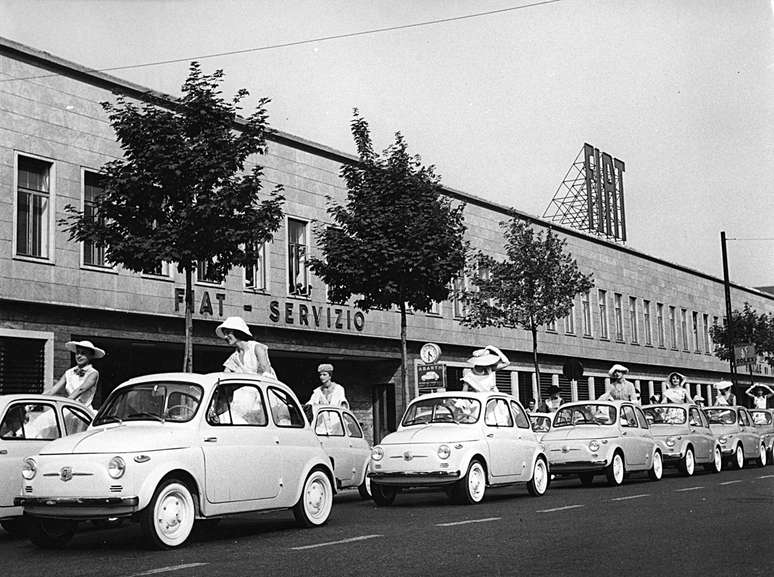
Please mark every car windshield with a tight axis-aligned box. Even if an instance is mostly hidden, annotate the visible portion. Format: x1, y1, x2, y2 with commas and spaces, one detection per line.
553, 404, 617, 427
704, 408, 736, 425
530, 416, 551, 432
750, 411, 771, 425
402, 397, 481, 426
643, 406, 687, 425
94, 382, 204, 425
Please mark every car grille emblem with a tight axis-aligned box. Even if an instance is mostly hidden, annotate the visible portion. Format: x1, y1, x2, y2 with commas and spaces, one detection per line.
60, 467, 73, 482
403, 451, 414, 461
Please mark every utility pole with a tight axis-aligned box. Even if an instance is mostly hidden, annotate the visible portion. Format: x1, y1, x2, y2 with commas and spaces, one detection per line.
720, 231, 737, 384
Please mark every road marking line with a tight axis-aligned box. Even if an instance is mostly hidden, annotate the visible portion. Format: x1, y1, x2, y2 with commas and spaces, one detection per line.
290, 534, 383, 550
757, 474, 774, 479
720, 480, 744, 485
132, 564, 209, 576
675, 486, 704, 492
536, 505, 585, 513
436, 517, 501, 527
610, 494, 650, 501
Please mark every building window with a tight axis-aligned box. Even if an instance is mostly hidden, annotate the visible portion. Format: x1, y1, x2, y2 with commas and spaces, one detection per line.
16, 155, 52, 259
669, 306, 677, 349
452, 274, 469, 318
143, 261, 171, 277
287, 218, 309, 296
680, 308, 689, 350
656, 303, 665, 347
546, 319, 557, 332
196, 259, 220, 284
703, 313, 710, 352
428, 301, 442, 316
245, 243, 268, 291
564, 299, 576, 334
614, 293, 624, 341
82, 170, 108, 268
581, 291, 592, 336
628, 297, 638, 344
643, 300, 652, 345
692, 311, 700, 352
598, 289, 609, 339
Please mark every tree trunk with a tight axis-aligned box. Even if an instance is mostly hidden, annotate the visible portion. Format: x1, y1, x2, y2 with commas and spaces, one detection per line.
183, 267, 193, 372
531, 323, 541, 404
399, 301, 409, 416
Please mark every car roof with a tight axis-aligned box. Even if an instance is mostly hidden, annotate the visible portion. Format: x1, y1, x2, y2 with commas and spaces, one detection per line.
411, 391, 517, 402
558, 399, 631, 408
530, 412, 553, 419
0, 393, 90, 408
114, 372, 295, 396
641, 403, 697, 408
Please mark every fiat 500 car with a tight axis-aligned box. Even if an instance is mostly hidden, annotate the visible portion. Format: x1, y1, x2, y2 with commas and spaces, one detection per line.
529, 412, 554, 441
368, 391, 550, 506
749, 409, 774, 461
306, 404, 371, 498
540, 401, 663, 486
704, 406, 767, 469
0, 394, 92, 536
641, 404, 722, 476
16, 372, 335, 549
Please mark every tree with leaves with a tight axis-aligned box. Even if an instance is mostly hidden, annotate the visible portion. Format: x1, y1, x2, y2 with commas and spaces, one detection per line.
461, 218, 594, 399
709, 302, 774, 370
61, 63, 284, 372
309, 111, 467, 411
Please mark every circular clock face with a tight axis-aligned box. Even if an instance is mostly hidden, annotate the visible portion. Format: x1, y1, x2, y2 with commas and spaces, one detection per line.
420, 343, 441, 364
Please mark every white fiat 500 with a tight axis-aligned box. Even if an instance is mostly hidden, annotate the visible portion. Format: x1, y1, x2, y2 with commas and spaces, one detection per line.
540, 400, 663, 486
0, 394, 92, 536
16, 373, 336, 549
368, 391, 550, 506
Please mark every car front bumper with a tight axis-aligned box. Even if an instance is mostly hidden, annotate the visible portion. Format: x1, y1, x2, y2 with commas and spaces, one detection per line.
368, 471, 461, 487
15, 496, 139, 519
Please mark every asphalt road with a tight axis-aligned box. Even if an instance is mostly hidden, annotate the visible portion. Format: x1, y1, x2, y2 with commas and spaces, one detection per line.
2, 466, 773, 577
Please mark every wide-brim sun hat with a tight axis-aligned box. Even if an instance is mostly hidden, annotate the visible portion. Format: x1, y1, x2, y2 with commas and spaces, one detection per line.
467, 345, 510, 370
216, 316, 253, 339
65, 340, 106, 359
693, 394, 705, 401
666, 371, 686, 386
714, 380, 733, 391
608, 364, 629, 376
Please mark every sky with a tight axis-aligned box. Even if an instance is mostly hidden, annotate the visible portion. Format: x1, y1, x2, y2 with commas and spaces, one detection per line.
0, 0, 772, 289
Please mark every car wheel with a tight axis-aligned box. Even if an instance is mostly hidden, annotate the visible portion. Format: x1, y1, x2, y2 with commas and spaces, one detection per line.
140, 479, 196, 549
358, 466, 372, 500
453, 459, 487, 505
756, 444, 767, 468
26, 516, 77, 549
370, 482, 397, 507
605, 452, 625, 486
731, 444, 745, 470
293, 469, 333, 527
578, 472, 594, 487
526, 456, 549, 497
648, 451, 663, 481
679, 447, 695, 477
0, 518, 27, 538
704, 446, 723, 473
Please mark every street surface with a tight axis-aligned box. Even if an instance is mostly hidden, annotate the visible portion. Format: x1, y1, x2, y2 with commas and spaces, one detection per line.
2, 466, 773, 577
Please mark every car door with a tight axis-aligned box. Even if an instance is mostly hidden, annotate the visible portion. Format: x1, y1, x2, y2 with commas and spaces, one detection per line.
510, 400, 539, 480
266, 386, 310, 497
201, 383, 281, 504
61, 404, 92, 436
738, 409, 759, 458
483, 398, 520, 478
0, 401, 62, 511
316, 409, 352, 484
619, 405, 645, 466
342, 411, 369, 484
688, 407, 712, 461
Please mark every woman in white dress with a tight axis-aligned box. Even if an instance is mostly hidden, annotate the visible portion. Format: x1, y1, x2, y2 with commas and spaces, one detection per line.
48, 340, 104, 409
216, 316, 276, 377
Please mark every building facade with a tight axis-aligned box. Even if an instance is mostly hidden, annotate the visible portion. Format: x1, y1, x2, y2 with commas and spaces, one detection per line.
2, 37, 773, 442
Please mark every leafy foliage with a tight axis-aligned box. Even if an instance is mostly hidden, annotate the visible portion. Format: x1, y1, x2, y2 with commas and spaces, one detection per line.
61, 62, 284, 280
709, 303, 774, 367
309, 111, 467, 313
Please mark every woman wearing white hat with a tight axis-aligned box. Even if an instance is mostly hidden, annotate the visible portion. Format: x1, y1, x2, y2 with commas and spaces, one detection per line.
744, 384, 773, 409
714, 381, 736, 406
48, 340, 105, 408
598, 364, 638, 403
461, 345, 510, 393
216, 316, 276, 377
663, 372, 693, 404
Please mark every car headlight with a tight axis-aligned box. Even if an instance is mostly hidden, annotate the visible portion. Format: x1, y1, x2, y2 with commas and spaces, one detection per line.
588, 440, 600, 452
108, 456, 126, 479
665, 437, 677, 448
438, 444, 451, 460
718, 435, 729, 445
371, 446, 384, 461
22, 458, 37, 481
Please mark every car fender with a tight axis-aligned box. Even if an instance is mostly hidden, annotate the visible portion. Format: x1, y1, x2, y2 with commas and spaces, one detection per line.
289, 457, 336, 504
135, 448, 205, 511
354, 454, 370, 486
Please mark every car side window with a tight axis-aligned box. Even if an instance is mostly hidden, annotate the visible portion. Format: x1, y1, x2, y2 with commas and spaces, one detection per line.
634, 407, 649, 429
485, 399, 513, 427
688, 408, 702, 427
620, 405, 637, 428
315, 410, 345, 436
699, 410, 710, 428
207, 384, 267, 426
510, 401, 531, 429
738, 410, 750, 427
342, 412, 364, 438
268, 387, 305, 428
63, 406, 91, 435
0, 403, 60, 440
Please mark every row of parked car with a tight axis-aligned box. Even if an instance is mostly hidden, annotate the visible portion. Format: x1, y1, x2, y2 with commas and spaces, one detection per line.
1, 372, 772, 551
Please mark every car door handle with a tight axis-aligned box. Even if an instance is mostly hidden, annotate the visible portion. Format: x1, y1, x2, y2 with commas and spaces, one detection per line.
204, 437, 218, 443
487, 433, 494, 438
622, 431, 628, 436
274, 437, 280, 445
0, 449, 7, 454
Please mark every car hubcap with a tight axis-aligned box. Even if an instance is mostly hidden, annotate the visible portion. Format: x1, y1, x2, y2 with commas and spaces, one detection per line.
761, 446, 767, 465
156, 489, 189, 540
714, 449, 722, 471
613, 455, 623, 483
736, 447, 744, 468
686, 450, 694, 474
535, 461, 547, 493
654, 454, 662, 478
469, 464, 485, 500
305, 476, 328, 520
